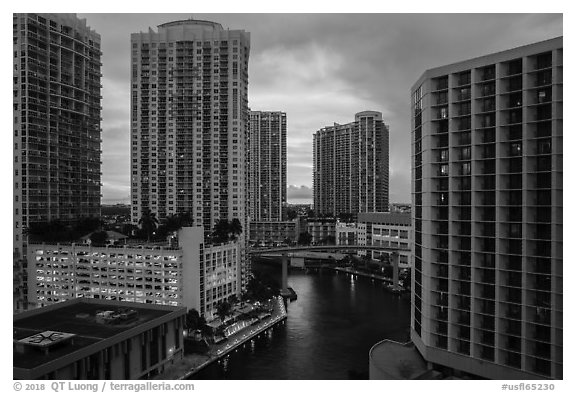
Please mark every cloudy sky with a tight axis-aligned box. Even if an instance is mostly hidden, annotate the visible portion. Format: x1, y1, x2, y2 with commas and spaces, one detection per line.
78, 13, 562, 205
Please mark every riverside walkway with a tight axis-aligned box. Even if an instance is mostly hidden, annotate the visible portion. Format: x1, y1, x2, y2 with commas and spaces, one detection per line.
154, 296, 287, 380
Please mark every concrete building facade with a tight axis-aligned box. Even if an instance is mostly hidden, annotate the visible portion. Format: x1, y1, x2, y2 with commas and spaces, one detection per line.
14, 299, 185, 380
129, 18, 251, 288
249, 221, 297, 246
249, 111, 287, 222
313, 111, 389, 216
410, 37, 563, 379
130, 19, 250, 229
27, 227, 239, 320
357, 212, 412, 268
13, 13, 102, 311
335, 213, 413, 269
305, 218, 336, 245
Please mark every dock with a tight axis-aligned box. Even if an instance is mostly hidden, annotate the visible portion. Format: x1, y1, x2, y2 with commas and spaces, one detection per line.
332, 267, 408, 294
155, 296, 287, 380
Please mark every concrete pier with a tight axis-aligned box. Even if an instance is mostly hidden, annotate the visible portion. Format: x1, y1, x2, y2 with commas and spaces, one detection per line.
280, 254, 291, 297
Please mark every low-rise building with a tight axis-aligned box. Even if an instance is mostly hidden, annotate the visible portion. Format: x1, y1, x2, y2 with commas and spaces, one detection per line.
249, 221, 297, 246
335, 213, 413, 268
27, 227, 239, 320
336, 222, 358, 245
357, 212, 412, 268
306, 218, 336, 245
14, 298, 185, 380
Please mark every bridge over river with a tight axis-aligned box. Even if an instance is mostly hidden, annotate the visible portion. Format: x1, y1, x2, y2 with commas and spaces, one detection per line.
248, 244, 406, 296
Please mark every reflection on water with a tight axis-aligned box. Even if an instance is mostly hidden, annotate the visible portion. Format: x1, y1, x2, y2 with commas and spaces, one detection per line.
191, 263, 411, 380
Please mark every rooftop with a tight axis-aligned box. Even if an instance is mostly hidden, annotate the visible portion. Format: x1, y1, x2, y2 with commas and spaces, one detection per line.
358, 212, 411, 225
14, 299, 183, 370
369, 340, 428, 379
158, 18, 223, 31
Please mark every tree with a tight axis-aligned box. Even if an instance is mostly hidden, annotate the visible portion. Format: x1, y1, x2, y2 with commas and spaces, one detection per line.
337, 212, 355, 223
297, 231, 313, 246
27, 220, 71, 242
216, 300, 233, 323
245, 271, 279, 301
228, 294, 238, 305
212, 219, 231, 243
27, 217, 103, 243
121, 223, 138, 237
89, 231, 108, 245
185, 308, 206, 331
361, 253, 372, 270
229, 218, 243, 239
73, 216, 103, 236
286, 209, 298, 220
138, 208, 159, 242
164, 212, 194, 233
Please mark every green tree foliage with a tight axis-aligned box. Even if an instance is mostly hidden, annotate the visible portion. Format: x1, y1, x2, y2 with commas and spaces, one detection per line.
337, 212, 355, 223
216, 300, 233, 323
228, 294, 238, 305
26, 216, 102, 243
138, 208, 159, 242
286, 208, 298, 220
154, 212, 194, 239
211, 219, 243, 243
73, 216, 103, 235
185, 308, 207, 331
229, 218, 243, 239
245, 271, 280, 301
212, 219, 231, 243
297, 231, 313, 246
121, 223, 138, 237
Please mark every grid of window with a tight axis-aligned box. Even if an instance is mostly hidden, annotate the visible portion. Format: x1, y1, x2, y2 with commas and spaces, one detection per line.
411, 42, 562, 379
249, 111, 287, 222
313, 112, 389, 216
13, 13, 102, 312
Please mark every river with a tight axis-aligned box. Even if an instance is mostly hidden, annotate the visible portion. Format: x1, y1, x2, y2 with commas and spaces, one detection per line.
191, 261, 411, 379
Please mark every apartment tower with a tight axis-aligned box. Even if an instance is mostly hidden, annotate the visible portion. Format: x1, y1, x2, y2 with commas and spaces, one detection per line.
130, 19, 250, 231
13, 13, 102, 311
249, 110, 287, 221
130, 19, 250, 288
313, 111, 389, 216
411, 37, 562, 379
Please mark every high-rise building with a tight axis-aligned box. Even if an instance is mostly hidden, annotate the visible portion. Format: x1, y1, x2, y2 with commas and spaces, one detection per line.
411, 37, 562, 379
313, 111, 389, 217
130, 19, 250, 230
130, 19, 251, 286
249, 110, 287, 221
13, 13, 102, 311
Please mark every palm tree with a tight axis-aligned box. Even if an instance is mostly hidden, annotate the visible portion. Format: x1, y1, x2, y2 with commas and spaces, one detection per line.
178, 211, 194, 227
212, 219, 230, 243
229, 218, 243, 240
138, 208, 159, 242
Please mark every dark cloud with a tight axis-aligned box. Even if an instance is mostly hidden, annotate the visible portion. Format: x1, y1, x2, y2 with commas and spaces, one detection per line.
79, 13, 562, 205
